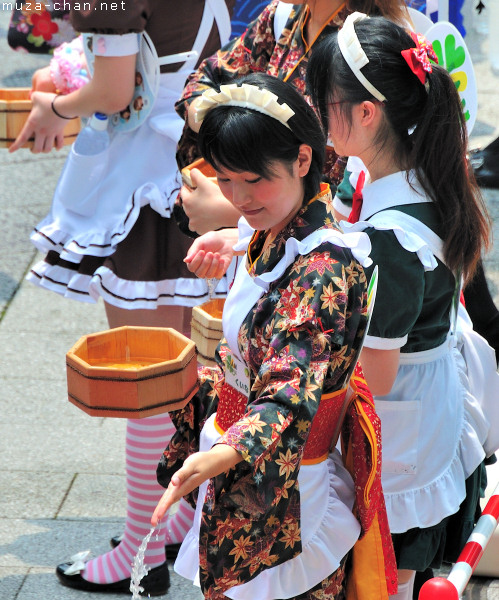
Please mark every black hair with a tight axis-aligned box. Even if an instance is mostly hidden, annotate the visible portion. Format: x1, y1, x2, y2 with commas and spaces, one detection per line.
197, 72, 326, 203
347, 0, 409, 25
306, 16, 490, 281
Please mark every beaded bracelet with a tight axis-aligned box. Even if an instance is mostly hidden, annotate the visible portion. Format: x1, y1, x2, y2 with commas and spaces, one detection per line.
51, 95, 77, 120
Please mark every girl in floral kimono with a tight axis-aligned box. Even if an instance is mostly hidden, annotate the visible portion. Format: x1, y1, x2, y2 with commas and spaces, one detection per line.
306, 13, 497, 600
152, 72, 397, 600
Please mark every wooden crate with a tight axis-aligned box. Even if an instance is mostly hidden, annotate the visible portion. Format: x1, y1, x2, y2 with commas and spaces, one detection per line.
66, 326, 199, 418
0, 88, 80, 149
191, 298, 225, 367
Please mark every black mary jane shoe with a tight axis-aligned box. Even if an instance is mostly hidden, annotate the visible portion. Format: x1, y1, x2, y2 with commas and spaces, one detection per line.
56, 558, 170, 596
469, 147, 499, 188
110, 534, 182, 560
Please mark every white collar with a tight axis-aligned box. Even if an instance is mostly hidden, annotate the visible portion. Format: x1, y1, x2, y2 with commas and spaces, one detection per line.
359, 170, 431, 221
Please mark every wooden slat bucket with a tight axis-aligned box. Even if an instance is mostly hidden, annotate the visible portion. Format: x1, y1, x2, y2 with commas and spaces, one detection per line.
191, 298, 225, 367
0, 88, 80, 148
66, 326, 199, 418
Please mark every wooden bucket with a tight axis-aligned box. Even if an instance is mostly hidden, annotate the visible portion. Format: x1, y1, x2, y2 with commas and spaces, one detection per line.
66, 326, 199, 418
0, 88, 80, 149
191, 298, 225, 367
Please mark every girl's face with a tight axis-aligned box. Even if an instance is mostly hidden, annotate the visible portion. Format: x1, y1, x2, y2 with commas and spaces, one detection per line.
215, 145, 312, 237
327, 99, 380, 161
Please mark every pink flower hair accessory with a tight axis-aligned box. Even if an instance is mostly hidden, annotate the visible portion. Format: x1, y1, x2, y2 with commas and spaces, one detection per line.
401, 32, 438, 86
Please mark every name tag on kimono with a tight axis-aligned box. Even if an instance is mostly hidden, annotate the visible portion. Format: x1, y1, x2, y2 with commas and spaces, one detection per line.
225, 353, 250, 399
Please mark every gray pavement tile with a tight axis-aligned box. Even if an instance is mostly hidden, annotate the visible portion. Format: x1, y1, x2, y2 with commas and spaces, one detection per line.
0, 519, 201, 599
57, 474, 126, 519
0, 419, 125, 475
0, 518, 124, 569
0, 472, 74, 520
0, 567, 26, 598
0, 277, 108, 334
168, 570, 204, 600
0, 150, 67, 213
12, 568, 200, 600
0, 330, 91, 380
0, 377, 119, 426
0, 376, 72, 420
0, 203, 40, 254
0, 269, 23, 306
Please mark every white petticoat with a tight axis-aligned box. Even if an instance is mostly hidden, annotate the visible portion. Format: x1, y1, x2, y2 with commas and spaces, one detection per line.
174, 413, 361, 600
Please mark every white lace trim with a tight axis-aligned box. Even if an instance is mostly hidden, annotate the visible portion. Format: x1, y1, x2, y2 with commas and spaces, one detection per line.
341, 219, 438, 272
89, 266, 228, 309
27, 258, 227, 308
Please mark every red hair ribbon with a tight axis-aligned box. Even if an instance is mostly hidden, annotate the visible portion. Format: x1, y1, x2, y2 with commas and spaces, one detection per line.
401, 32, 438, 85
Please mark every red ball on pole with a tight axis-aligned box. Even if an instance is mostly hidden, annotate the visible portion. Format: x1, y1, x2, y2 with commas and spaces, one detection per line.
419, 577, 459, 600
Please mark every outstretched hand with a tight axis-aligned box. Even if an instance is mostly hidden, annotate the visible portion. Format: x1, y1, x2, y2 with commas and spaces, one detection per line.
184, 229, 240, 280
151, 444, 242, 527
9, 91, 67, 153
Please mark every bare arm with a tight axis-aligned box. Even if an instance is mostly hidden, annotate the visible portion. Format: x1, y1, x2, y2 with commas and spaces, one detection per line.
360, 347, 400, 396
184, 228, 242, 279
10, 54, 136, 153
151, 444, 242, 526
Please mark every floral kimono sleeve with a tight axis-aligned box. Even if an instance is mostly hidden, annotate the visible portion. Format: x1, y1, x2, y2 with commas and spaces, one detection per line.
156, 363, 225, 504
218, 244, 367, 507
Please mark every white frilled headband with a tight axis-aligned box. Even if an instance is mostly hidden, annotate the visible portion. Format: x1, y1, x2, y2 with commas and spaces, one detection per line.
194, 83, 296, 129
337, 12, 386, 103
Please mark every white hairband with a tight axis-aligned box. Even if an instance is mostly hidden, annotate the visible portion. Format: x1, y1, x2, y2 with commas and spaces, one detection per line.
194, 83, 296, 129
337, 12, 386, 103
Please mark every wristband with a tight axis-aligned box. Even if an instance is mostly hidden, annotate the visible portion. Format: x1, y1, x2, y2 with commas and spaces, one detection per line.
51, 95, 77, 120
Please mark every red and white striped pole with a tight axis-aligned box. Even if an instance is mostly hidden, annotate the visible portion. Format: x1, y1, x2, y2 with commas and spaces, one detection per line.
419, 481, 499, 599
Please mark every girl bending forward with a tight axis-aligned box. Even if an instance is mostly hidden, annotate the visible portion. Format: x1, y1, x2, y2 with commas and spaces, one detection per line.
153, 72, 396, 600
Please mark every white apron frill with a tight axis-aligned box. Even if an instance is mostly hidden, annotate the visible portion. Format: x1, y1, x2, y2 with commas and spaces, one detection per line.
175, 415, 360, 600
174, 217, 372, 599
27, 74, 228, 307
341, 173, 499, 533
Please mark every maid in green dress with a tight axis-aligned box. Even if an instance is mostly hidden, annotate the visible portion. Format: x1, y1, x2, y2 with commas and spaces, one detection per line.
307, 12, 498, 600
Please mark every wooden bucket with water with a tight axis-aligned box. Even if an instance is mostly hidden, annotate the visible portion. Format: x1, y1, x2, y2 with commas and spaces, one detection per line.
66, 326, 198, 418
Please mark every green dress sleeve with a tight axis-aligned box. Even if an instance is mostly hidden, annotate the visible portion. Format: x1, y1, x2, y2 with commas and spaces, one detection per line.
363, 227, 425, 348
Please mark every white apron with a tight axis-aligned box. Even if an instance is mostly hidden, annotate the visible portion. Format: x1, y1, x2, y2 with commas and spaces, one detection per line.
341, 173, 499, 532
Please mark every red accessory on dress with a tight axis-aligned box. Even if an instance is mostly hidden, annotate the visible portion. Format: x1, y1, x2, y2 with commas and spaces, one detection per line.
348, 170, 366, 224
401, 32, 438, 86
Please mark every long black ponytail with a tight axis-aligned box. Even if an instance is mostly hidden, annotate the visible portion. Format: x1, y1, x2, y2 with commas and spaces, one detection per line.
307, 16, 490, 281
